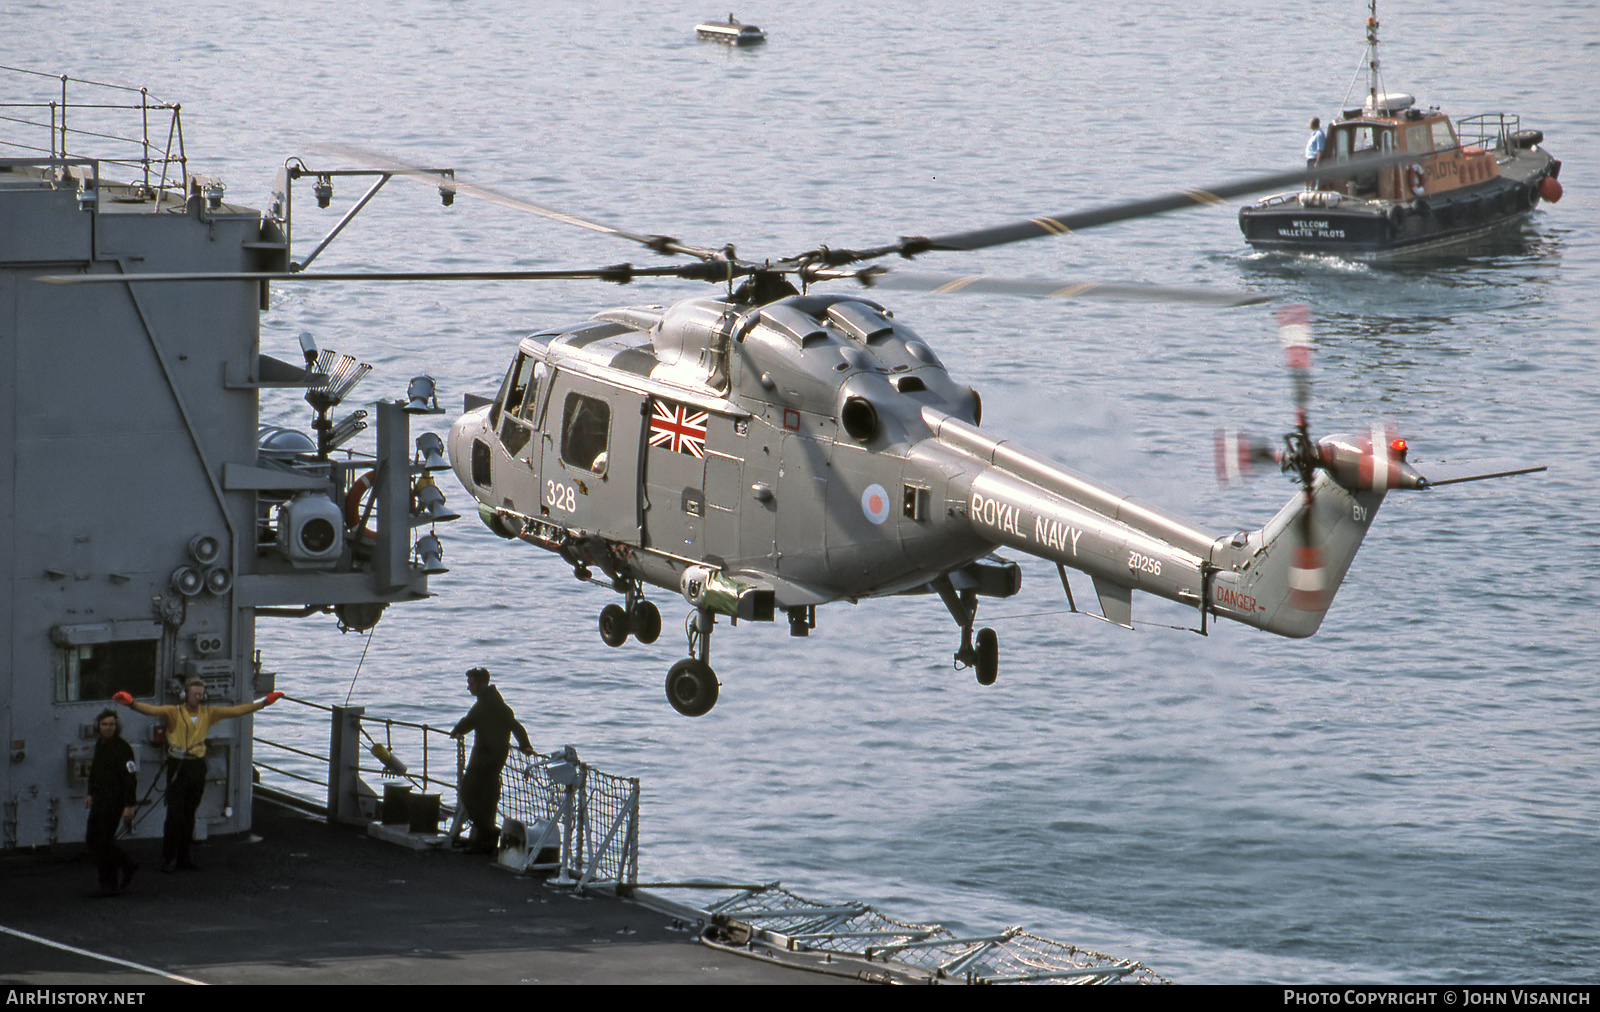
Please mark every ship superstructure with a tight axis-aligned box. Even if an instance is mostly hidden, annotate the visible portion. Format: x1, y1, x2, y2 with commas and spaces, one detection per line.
0, 68, 451, 849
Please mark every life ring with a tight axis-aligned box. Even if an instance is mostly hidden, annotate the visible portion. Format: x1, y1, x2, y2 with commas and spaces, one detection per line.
1405, 164, 1427, 196
344, 470, 379, 546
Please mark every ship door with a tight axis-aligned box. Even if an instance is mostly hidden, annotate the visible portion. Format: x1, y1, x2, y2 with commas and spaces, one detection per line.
538, 373, 642, 543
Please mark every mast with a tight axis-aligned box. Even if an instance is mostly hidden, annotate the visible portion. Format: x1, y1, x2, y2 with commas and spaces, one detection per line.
1366, 0, 1381, 113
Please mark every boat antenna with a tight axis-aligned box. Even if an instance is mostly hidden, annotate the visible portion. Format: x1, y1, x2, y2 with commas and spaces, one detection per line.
1365, 0, 1383, 113
1339, 0, 1387, 115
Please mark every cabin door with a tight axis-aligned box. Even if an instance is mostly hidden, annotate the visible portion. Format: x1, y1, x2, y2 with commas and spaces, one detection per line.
641, 394, 711, 559
537, 372, 642, 544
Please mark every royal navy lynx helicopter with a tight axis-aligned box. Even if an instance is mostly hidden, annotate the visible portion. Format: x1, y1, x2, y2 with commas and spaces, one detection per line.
396, 161, 1539, 717
49, 154, 1543, 716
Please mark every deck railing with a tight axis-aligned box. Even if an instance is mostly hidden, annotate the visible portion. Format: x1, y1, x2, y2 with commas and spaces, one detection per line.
0, 64, 187, 196
1455, 112, 1523, 154
253, 694, 639, 891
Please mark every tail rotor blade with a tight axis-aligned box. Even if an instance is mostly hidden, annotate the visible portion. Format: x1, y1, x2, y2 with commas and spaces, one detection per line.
1213, 428, 1278, 485
1277, 302, 1314, 420
1275, 304, 1325, 612
1289, 499, 1327, 612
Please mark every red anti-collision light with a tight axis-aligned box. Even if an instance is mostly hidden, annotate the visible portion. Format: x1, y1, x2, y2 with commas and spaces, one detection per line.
1390, 437, 1408, 460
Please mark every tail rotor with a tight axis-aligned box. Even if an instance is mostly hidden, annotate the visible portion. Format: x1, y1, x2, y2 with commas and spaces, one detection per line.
1275, 304, 1327, 611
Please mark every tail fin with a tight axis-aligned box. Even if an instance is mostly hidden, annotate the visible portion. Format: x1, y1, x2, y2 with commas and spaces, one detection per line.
1213, 473, 1388, 638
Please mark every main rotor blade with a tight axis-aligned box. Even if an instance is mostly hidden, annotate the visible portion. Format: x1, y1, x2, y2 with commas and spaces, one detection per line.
317, 144, 727, 261
809, 267, 1269, 306
833, 154, 1413, 262
1417, 459, 1548, 485
34, 263, 744, 285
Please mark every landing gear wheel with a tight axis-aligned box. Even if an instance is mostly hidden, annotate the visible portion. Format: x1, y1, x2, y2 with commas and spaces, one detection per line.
974, 627, 998, 686
631, 600, 662, 645
599, 604, 630, 648
665, 658, 719, 717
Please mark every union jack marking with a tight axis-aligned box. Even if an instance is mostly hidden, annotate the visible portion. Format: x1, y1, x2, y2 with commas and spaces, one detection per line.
649, 399, 708, 458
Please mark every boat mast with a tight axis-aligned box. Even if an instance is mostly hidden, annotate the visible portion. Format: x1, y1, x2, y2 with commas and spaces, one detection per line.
1339, 0, 1387, 115
1365, 0, 1382, 113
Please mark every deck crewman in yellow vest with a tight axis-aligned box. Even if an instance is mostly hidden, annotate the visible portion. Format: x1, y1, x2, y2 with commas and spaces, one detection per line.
114, 679, 284, 872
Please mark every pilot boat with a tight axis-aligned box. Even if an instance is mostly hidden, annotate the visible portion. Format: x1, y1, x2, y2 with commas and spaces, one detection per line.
696, 15, 766, 45
1239, 1, 1562, 259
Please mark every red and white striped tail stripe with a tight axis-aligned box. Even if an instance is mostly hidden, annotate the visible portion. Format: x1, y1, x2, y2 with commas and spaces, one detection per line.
1289, 544, 1326, 611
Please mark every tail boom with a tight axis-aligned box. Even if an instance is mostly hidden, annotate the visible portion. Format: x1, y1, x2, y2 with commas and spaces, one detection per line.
923, 410, 1391, 638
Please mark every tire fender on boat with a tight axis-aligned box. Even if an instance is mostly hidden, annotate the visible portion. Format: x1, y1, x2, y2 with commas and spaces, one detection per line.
1405, 163, 1427, 196
1387, 205, 1405, 234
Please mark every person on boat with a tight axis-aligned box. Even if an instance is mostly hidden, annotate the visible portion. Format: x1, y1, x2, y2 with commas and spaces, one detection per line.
1305, 117, 1326, 186
84, 708, 139, 897
114, 680, 284, 873
450, 667, 535, 855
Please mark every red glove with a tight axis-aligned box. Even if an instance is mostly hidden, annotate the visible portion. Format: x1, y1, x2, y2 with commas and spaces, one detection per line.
265, 691, 285, 704
113, 692, 133, 706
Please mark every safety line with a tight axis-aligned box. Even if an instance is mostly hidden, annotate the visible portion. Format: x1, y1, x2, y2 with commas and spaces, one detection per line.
0, 924, 207, 985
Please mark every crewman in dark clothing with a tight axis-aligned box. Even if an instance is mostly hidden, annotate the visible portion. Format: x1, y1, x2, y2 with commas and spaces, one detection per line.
85, 709, 139, 897
450, 667, 534, 854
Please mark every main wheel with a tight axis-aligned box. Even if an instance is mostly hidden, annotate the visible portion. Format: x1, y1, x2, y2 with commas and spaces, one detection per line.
599, 604, 630, 647
631, 600, 662, 645
974, 627, 998, 686
665, 658, 719, 717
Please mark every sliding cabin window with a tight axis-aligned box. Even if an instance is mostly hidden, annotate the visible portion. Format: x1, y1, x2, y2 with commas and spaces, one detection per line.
560, 393, 611, 475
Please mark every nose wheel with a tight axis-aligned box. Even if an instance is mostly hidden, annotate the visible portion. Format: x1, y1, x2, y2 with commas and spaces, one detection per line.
665, 658, 719, 717
665, 607, 720, 716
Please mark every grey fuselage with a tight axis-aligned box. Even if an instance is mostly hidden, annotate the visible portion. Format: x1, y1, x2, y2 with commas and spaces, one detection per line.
451, 291, 1389, 639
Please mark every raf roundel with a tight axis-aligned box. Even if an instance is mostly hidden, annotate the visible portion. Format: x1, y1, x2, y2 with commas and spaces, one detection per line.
861, 483, 891, 525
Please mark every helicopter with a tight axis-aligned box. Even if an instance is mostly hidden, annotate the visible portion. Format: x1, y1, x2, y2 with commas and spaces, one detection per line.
402, 159, 1541, 717
45, 152, 1544, 716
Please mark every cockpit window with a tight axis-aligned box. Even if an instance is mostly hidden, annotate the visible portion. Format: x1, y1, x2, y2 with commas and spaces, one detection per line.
561, 393, 611, 474
521, 361, 548, 422
502, 353, 539, 418
492, 355, 539, 458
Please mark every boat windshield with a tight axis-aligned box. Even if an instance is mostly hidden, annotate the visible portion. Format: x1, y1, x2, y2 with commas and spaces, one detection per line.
1430, 118, 1458, 152
1329, 122, 1396, 160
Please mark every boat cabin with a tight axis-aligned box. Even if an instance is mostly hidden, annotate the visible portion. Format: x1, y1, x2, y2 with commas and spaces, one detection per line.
695, 16, 766, 45
1319, 95, 1500, 202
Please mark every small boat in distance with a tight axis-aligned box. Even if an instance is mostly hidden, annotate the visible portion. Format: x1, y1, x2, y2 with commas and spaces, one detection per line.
1239, 0, 1562, 259
696, 14, 766, 46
